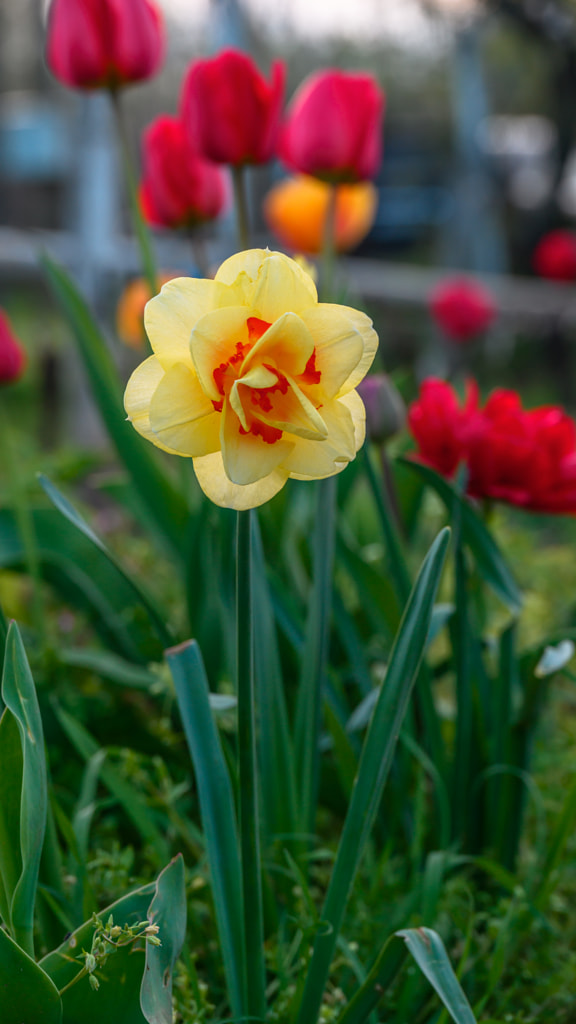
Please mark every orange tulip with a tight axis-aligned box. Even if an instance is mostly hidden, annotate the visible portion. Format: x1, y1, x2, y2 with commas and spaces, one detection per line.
263, 175, 377, 255
116, 274, 176, 349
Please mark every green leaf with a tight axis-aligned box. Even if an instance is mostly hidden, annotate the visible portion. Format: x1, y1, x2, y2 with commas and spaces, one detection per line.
166, 639, 244, 1019
0, 710, 22, 931
295, 528, 451, 1024
38, 475, 173, 649
41, 881, 157, 1024
140, 855, 187, 1024
58, 648, 159, 690
41, 254, 189, 557
1, 622, 47, 956
54, 705, 170, 864
396, 928, 477, 1024
0, 508, 163, 663
0, 926, 62, 1024
401, 459, 522, 613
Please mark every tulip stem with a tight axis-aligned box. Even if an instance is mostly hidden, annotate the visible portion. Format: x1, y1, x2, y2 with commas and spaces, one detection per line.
236, 509, 266, 1022
110, 89, 159, 298
232, 165, 251, 250
321, 184, 338, 300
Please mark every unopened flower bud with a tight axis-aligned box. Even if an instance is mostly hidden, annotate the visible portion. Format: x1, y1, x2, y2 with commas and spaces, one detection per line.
358, 374, 406, 444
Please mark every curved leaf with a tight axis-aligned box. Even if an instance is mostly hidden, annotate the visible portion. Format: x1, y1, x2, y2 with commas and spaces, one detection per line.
0, 927, 62, 1024
1, 622, 47, 956
141, 855, 187, 1024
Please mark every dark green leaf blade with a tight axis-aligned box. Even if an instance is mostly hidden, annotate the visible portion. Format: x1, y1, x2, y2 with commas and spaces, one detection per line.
166, 640, 245, 1019
0, 926, 62, 1024
1, 622, 47, 957
396, 927, 478, 1024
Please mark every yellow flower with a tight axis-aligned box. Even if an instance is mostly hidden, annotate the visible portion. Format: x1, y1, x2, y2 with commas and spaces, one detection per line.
124, 249, 378, 509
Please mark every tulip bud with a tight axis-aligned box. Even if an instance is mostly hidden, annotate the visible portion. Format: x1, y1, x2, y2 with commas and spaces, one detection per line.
0, 310, 26, 385
280, 70, 385, 184
180, 49, 285, 167
46, 0, 164, 91
358, 374, 406, 445
533, 229, 576, 282
140, 115, 228, 230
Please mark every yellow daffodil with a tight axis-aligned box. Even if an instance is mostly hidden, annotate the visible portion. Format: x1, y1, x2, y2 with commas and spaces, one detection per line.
124, 249, 378, 509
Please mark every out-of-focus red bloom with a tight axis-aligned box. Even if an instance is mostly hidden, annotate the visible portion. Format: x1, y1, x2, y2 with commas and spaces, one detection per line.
46, 0, 164, 91
430, 277, 496, 343
140, 115, 228, 230
533, 230, 576, 282
180, 49, 285, 166
263, 175, 377, 255
0, 310, 26, 384
280, 70, 384, 184
409, 379, 576, 515
408, 378, 478, 477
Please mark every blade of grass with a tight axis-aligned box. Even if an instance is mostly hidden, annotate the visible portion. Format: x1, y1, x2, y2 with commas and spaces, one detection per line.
294, 528, 450, 1024
166, 639, 245, 1019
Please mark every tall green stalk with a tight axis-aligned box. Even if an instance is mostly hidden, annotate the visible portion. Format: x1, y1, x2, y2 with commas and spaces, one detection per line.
236, 510, 266, 1021
321, 184, 338, 299
109, 89, 158, 298
232, 165, 250, 250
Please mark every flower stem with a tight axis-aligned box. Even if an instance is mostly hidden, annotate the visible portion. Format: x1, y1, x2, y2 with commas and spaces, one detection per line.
109, 89, 158, 297
236, 509, 266, 1021
321, 184, 338, 300
232, 165, 251, 250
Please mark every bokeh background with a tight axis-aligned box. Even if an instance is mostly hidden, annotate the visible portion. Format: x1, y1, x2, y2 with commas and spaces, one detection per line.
3, 0, 576, 444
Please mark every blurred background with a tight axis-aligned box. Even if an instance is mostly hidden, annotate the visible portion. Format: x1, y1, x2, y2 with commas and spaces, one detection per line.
3, 0, 576, 446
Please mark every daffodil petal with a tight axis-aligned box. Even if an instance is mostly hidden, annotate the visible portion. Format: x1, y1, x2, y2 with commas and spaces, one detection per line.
252, 375, 328, 440
189, 306, 251, 401
340, 387, 367, 452
250, 252, 318, 322
230, 365, 278, 431
319, 304, 379, 395
193, 451, 289, 510
144, 277, 241, 371
220, 401, 293, 485
299, 304, 365, 398
124, 355, 182, 454
243, 312, 315, 377
284, 393, 362, 480
148, 362, 221, 457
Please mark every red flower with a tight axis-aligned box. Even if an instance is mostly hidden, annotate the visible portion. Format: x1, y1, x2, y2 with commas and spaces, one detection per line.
0, 310, 26, 384
408, 378, 478, 477
533, 230, 576, 282
140, 115, 228, 230
430, 277, 495, 343
409, 379, 576, 515
46, 0, 164, 91
180, 49, 285, 166
280, 70, 384, 184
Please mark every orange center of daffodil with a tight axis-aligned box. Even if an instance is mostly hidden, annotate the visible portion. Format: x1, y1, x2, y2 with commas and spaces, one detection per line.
210, 316, 324, 446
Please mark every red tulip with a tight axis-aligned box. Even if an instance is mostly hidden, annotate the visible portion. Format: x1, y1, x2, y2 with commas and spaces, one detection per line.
140, 115, 228, 230
533, 230, 576, 282
0, 310, 26, 384
430, 277, 495, 343
409, 379, 576, 515
408, 378, 478, 477
279, 70, 384, 184
181, 49, 285, 166
46, 0, 164, 91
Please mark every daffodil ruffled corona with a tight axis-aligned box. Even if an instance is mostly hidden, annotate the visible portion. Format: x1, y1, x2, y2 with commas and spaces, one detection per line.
124, 249, 379, 509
